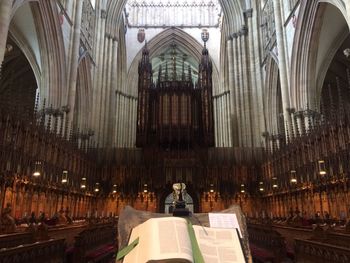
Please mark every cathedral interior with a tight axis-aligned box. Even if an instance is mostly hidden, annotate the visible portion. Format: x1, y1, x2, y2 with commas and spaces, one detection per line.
1, 0, 350, 262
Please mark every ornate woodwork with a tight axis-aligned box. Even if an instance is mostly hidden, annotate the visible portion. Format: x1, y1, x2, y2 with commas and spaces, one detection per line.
136, 43, 214, 149
0, 238, 66, 263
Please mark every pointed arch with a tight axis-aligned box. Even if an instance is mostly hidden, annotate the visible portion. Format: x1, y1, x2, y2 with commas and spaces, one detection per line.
10, 0, 67, 107
290, 0, 349, 111
264, 55, 283, 135
74, 56, 93, 132
127, 28, 220, 96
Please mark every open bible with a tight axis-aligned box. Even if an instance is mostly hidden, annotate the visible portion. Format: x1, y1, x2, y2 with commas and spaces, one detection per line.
121, 216, 246, 263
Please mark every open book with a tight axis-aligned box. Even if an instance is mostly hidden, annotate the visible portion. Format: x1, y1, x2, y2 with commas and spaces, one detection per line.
122, 217, 245, 263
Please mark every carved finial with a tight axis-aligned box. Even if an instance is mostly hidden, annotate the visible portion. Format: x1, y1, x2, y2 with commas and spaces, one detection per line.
165, 61, 168, 81
188, 65, 192, 82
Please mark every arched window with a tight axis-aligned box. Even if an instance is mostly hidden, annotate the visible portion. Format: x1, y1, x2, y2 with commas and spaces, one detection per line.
164, 192, 194, 214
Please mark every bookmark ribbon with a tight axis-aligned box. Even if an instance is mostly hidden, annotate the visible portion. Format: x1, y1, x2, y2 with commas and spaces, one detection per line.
116, 237, 139, 261
187, 221, 205, 263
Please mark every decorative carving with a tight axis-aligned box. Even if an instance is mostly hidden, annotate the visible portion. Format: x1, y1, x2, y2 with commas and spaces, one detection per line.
125, 0, 222, 28
136, 41, 214, 148
244, 8, 253, 18
259, 0, 276, 64
1, 203, 16, 233
81, 0, 96, 58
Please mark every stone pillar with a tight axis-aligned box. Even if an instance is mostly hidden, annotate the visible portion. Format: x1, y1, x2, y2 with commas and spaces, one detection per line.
236, 34, 244, 147
272, 0, 292, 137
227, 38, 234, 146
92, 8, 107, 147
67, 0, 83, 133
225, 92, 232, 146
245, 8, 261, 147
116, 93, 121, 147
239, 26, 252, 147
110, 38, 118, 147
0, 0, 12, 67
232, 33, 240, 146
100, 35, 114, 147
219, 96, 223, 146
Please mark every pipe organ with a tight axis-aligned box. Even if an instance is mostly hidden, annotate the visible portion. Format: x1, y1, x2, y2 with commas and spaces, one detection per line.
136, 43, 214, 149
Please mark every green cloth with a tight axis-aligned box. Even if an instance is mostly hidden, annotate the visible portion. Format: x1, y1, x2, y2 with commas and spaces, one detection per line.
116, 237, 139, 261
187, 220, 205, 263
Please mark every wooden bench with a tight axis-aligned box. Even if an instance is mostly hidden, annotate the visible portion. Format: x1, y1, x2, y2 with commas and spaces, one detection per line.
247, 223, 287, 263
71, 223, 116, 263
0, 238, 65, 263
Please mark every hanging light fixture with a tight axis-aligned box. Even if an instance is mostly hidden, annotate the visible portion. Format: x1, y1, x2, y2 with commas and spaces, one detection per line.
143, 184, 148, 193
272, 176, 278, 189
112, 184, 117, 194
80, 177, 86, 189
33, 161, 42, 177
61, 170, 68, 184
259, 181, 264, 192
209, 184, 214, 193
318, 160, 326, 175
94, 182, 100, 192
240, 184, 245, 193
290, 170, 297, 184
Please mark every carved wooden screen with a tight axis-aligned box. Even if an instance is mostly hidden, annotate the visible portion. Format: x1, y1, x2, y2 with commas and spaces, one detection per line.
136, 44, 214, 148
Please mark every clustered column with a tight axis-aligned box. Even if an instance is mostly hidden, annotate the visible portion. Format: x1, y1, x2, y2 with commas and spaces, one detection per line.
67, 0, 84, 134
272, 0, 292, 138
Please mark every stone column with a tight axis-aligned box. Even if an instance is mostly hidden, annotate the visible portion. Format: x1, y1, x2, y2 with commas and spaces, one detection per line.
272, 0, 292, 136
240, 26, 252, 147
110, 38, 118, 147
92, 8, 107, 147
0, 0, 12, 67
236, 33, 244, 147
121, 96, 126, 147
214, 98, 219, 146
227, 38, 234, 147
218, 96, 223, 146
245, 8, 261, 148
67, 0, 83, 133
232, 33, 240, 146
226, 92, 232, 146
115, 93, 121, 147
100, 36, 113, 147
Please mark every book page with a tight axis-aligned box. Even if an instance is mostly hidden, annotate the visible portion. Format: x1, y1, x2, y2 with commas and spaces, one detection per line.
123, 217, 193, 263
149, 217, 193, 262
209, 213, 242, 238
192, 225, 245, 263
123, 218, 154, 263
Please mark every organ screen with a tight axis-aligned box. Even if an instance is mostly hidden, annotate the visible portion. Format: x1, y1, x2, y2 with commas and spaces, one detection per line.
136, 43, 214, 149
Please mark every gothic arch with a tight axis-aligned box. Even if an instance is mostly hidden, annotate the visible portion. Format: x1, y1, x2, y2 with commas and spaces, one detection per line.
290, 0, 349, 111
74, 56, 93, 132
264, 55, 283, 136
10, 0, 67, 107
127, 28, 220, 97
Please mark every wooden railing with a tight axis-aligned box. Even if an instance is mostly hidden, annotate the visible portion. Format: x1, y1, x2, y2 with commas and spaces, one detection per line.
0, 232, 34, 249
72, 223, 116, 263
0, 238, 65, 263
295, 238, 350, 263
247, 223, 287, 262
